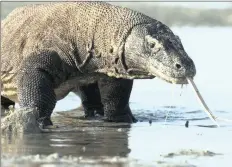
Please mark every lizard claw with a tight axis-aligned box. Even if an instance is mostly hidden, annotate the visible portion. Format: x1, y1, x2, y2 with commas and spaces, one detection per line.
37, 117, 54, 129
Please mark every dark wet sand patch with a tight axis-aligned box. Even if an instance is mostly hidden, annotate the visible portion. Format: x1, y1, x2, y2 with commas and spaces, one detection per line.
196, 125, 218, 128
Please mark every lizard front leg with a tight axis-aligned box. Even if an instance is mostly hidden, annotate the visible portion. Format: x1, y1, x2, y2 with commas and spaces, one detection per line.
98, 78, 137, 123
17, 51, 64, 129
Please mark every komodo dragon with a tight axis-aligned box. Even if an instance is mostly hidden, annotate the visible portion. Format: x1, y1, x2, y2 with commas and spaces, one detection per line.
1, 2, 196, 129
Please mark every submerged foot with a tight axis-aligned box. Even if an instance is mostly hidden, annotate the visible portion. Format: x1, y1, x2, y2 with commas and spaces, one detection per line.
103, 107, 138, 123
103, 114, 135, 123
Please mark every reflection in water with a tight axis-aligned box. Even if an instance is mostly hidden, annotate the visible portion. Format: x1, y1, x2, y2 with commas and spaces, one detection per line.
2, 126, 131, 157
1, 121, 134, 167
1, 106, 232, 167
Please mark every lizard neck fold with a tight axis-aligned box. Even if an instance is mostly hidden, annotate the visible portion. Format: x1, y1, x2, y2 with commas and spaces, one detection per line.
90, 7, 157, 78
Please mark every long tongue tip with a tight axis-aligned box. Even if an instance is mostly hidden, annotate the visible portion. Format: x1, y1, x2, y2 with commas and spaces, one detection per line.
187, 77, 220, 128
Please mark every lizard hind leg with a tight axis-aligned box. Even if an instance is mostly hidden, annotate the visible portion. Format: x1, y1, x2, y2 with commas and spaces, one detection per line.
75, 82, 104, 118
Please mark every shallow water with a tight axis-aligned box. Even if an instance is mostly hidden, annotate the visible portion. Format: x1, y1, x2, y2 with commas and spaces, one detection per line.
1, 27, 232, 167
2, 107, 232, 167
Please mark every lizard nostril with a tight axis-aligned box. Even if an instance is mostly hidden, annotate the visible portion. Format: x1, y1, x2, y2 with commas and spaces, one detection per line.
175, 63, 182, 69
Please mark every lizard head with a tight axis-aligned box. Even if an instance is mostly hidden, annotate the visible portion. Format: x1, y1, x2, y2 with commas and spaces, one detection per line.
124, 23, 196, 84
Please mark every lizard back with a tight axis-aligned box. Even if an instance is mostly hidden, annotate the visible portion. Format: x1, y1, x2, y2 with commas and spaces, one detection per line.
1, 2, 156, 101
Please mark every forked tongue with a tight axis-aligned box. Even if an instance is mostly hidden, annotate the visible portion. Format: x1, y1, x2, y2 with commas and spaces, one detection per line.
187, 77, 220, 127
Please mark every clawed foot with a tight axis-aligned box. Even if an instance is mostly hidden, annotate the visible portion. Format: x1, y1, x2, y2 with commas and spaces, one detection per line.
103, 113, 138, 123
80, 108, 104, 120
37, 117, 58, 130
83, 107, 138, 123
103, 106, 138, 123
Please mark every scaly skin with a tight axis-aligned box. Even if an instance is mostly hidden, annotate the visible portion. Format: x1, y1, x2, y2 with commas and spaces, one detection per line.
74, 79, 137, 123
1, 2, 196, 130
74, 82, 104, 118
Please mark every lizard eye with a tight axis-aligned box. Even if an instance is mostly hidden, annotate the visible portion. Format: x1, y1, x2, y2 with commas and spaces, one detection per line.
150, 43, 155, 48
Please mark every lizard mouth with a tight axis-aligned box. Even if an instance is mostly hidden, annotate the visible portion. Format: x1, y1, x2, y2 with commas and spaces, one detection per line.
148, 66, 190, 84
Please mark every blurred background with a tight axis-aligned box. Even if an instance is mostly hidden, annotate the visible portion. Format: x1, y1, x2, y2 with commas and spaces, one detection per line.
1, 0, 232, 26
